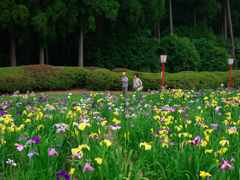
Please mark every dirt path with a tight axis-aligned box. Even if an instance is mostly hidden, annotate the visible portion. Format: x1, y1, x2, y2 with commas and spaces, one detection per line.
36, 88, 124, 95
1, 89, 153, 97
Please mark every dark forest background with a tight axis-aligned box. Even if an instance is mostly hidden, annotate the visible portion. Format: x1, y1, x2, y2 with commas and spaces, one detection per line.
0, 0, 240, 72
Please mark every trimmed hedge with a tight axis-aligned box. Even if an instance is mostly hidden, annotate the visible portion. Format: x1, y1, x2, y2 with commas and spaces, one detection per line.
0, 65, 239, 93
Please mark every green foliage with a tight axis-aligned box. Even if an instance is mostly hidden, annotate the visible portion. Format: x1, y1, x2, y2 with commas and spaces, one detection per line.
167, 71, 227, 89
117, 0, 165, 30
0, 0, 239, 74
175, 25, 218, 40
192, 38, 228, 71
236, 38, 240, 67
159, 35, 200, 72
173, 0, 219, 26
85, 69, 121, 90
0, 0, 29, 28
0, 67, 29, 92
62, 67, 88, 87
232, 0, 240, 37
1, 89, 240, 179
63, 0, 119, 33
22, 65, 71, 90
0, 65, 239, 93
30, 0, 69, 45
89, 0, 120, 19
88, 33, 160, 72
31, 13, 48, 38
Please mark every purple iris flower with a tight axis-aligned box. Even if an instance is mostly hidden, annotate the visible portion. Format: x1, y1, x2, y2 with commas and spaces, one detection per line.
31, 136, 41, 144
160, 106, 176, 112
48, 148, 58, 157
1, 101, 11, 110
0, 110, 6, 116
54, 123, 69, 133
83, 163, 94, 172
191, 136, 201, 145
110, 125, 121, 130
220, 160, 233, 171
56, 170, 70, 180
27, 151, 39, 159
16, 112, 21, 116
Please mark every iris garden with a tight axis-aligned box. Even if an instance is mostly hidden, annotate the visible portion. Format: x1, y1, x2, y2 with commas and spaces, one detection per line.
0, 90, 240, 179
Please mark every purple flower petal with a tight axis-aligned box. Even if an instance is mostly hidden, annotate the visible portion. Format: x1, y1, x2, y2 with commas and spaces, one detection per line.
31, 136, 41, 144
0, 110, 7, 116
48, 148, 58, 157
192, 136, 201, 145
15, 144, 24, 152
56, 170, 70, 180
160, 106, 176, 112
83, 163, 94, 172
27, 151, 39, 159
220, 160, 233, 171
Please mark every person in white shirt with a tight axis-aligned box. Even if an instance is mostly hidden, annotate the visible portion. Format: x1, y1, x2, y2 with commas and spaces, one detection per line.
121, 72, 128, 97
133, 74, 143, 91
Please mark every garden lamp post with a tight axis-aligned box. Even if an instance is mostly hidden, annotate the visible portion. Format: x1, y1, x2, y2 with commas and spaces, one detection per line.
227, 58, 234, 89
160, 55, 167, 89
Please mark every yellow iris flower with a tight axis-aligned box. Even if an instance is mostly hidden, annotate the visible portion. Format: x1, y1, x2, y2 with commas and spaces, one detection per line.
139, 142, 152, 151
199, 171, 211, 178
95, 157, 103, 165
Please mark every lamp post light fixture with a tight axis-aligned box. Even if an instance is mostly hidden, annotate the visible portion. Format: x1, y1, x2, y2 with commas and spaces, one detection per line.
227, 58, 234, 89
160, 55, 167, 89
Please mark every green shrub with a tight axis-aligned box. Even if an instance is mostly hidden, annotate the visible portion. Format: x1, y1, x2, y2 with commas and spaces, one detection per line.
192, 38, 228, 71
175, 25, 217, 41
159, 35, 200, 72
0, 67, 28, 92
87, 33, 160, 72
22, 65, 75, 90
0, 65, 239, 93
62, 67, 88, 87
167, 71, 226, 89
85, 69, 121, 90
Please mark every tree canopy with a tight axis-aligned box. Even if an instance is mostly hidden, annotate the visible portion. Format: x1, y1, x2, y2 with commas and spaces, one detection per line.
0, 0, 239, 72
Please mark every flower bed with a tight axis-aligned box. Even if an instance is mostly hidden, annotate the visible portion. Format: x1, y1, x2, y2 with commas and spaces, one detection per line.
0, 89, 240, 179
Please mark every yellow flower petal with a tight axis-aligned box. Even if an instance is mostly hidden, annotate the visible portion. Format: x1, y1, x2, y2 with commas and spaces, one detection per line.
69, 168, 75, 175
139, 142, 152, 151
100, 139, 112, 147
95, 157, 103, 165
200, 171, 211, 177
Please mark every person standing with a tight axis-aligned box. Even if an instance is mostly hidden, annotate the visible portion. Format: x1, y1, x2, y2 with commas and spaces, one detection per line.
133, 74, 143, 92
133, 73, 143, 102
121, 72, 128, 97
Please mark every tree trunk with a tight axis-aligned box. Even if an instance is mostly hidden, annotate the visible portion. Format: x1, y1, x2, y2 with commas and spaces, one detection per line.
39, 47, 45, 65
223, 1, 228, 40
193, 8, 197, 26
226, 0, 236, 58
169, 0, 174, 35
154, 23, 160, 40
78, 29, 84, 67
45, 47, 49, 64
157, 23, 160, 40
10, 30, 16, 66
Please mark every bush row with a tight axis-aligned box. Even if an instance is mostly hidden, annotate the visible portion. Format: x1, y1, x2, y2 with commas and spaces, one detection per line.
86, 32, 230, 73
0, 65, 239, 93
